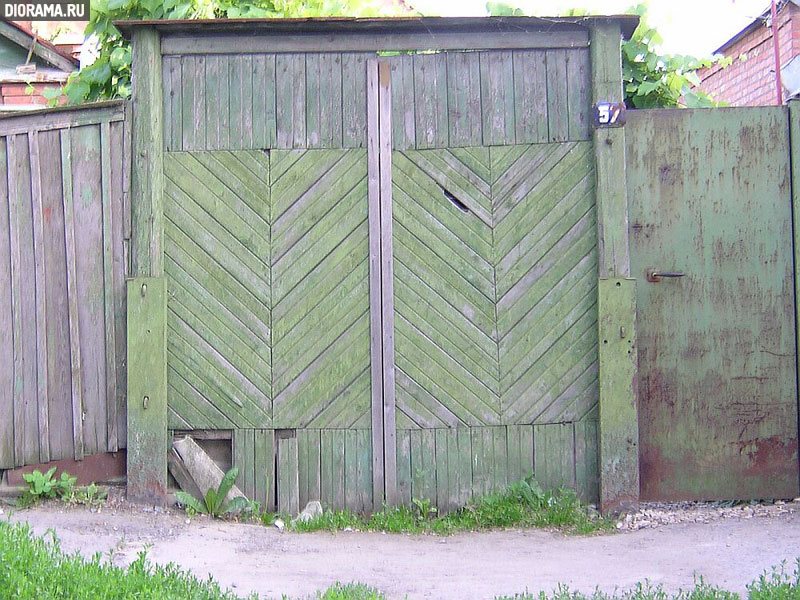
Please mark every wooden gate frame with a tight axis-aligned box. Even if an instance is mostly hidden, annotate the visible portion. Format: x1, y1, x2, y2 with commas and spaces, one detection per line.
124, 18, 640, 513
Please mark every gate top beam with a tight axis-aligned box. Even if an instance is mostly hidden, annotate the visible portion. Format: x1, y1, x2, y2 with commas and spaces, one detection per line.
116, 16, 638, 54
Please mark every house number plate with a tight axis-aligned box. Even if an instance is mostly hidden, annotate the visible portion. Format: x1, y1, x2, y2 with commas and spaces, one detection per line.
593, 102, 626, 128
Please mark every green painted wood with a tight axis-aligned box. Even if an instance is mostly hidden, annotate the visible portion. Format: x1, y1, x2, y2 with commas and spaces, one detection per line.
413, 54, 448, 149
396, 429, 412, 505
480, 51, 515, 146
512, 50, 548, 144
131, 28, 164, 277
276, 54, 306, 149
252, 54, 277, 149
629, 107, 798, 503
298, 428, 321, 507
533, 423, 574, 491
446, 52, 482, 147
0, 137, 13, 468
233, 428, 256, 500
306, 53, 343, 148
127, 277, 168, 504
545, 50, 569, 142
343, 53, 370, 148
566, 49, 591, 141
597, 278, 637, 509
164, 151, 271, 430
59, 130, 84, 461
574, 419, 599, 503
390, 55, 415, 151
277, 434, 300, 515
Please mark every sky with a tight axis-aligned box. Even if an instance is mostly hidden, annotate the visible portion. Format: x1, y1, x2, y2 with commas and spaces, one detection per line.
410, 0, 771, 57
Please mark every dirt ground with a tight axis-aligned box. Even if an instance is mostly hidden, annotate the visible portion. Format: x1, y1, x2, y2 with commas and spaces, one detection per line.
5, 492, 800, 600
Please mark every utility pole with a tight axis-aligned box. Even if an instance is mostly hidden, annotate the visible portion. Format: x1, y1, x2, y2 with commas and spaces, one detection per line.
772, 0, 784, 104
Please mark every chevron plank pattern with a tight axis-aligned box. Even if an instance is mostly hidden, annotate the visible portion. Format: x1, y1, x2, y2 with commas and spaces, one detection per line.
164, 151, 272, 429
392, 149, 501, 428
271, 149, 372, 429
392, 143, 597, 429
492, 142, 598, 424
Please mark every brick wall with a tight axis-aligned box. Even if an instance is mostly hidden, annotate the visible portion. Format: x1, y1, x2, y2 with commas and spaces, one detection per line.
699, 2, 800, 106
0, 82, 65, 108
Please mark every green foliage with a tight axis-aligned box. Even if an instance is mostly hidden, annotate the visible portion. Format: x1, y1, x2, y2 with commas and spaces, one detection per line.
314, 582, 387, 599
0, 519, 255, 599
748, 560, 800, 600
175, 467, 250, 518
620, 4, 729, 108
18, 467, 77, 507
485, 2, 729, 109
62, 483, 109, 508
55, 0, 398, 105
291, 475, 611, 535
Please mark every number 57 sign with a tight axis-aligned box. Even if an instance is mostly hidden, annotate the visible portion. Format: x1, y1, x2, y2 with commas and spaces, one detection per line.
593, 102, 626, 128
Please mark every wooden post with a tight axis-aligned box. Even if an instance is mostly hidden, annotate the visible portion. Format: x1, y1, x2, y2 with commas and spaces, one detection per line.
127, 277, 168, 504
590, 22, 640, 513
128, 27, 167, 503
130, 28, 164, 277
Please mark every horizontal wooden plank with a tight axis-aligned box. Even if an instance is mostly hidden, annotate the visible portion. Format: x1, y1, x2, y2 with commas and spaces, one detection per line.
161, 31, 589, 55
0, 103, 125, 137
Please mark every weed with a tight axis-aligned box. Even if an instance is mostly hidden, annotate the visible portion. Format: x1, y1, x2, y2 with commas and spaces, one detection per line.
17, 467, 77, 507
315, 582, 386, 599
175, 467, 249, 518
748, 559, 800, 600
290, 475, 611, 536
63, 483, 109, 508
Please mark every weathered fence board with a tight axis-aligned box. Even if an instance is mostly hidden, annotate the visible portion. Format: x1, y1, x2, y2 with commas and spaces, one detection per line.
0, 103, 127, 469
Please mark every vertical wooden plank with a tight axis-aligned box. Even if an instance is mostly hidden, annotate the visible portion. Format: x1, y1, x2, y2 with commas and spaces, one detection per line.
445, 429, 459, 511
435, 428, 450, 512
520, 425, 533, 480
345, 429, 358, 511
533, 424, 551, 489
390, 55, 415, 150
546, 49, 569, 142
127, 277, 167, 504
28, 131, 49, 463
396, 429, 411, 506
566, 49, 591, 141
307, 429, 321, 504
332, 429, 345, 510
575, 420, 599, 504
356, 429, 372, 512
245, 429, 256, 500
591, 22, 637, 513
109, 121, 127, 450
8, 134, 38, 466
233, 429, 248, 498
471, 427, 487, 498
366, 58, 385, 510
492, 426, 507, 493
261, 429, 276, 511
277, 434, 300, 515
321, 53, 343, 148
228, 55, 242, 149
513, 50, 548, 144
455, 427, 471, 507
298, 428, 310, 507
252, 54, 277, 149
240, 55, 254, 150
203, 55, 219, 150
60, 130, 84, 461
40, 130, 73, 462
180, 55, 196, 151
71, 125, 107, 457
321, 428, 333, 509
378, 60, 398, 505
305, 54, 321, 148
0, 137, 12, 468
161, 56, 181, 151
131, 28, 164, 277
413, 53, 448, 149
480, 51, 515, 146
342, 53, 369, 148
446, 52, 482, 147
100, 122, 118, 452
506, 425, 521, 485
276, 54, 306, 149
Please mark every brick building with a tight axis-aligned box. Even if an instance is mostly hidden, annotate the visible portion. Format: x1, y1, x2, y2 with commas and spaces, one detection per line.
699, 0, 800, 106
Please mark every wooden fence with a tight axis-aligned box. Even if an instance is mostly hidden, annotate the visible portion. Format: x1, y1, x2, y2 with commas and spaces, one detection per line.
0, 102, 129, 469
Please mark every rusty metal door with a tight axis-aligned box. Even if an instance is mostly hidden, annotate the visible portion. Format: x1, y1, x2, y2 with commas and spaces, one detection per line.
628, 108, 799, 501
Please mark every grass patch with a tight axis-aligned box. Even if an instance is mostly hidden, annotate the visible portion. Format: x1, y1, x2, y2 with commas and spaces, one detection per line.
495, 560, 800, 600
290, 476, 612, 535
0, 519, 252, 599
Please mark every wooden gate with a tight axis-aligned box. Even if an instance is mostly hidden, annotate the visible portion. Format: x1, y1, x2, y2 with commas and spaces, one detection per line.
124, 17, 641, 511
628, 108, 799, 500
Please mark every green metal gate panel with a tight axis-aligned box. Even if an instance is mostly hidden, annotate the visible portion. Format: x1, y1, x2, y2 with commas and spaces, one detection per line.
628, 108, 799, 501
391, 142, 599, 506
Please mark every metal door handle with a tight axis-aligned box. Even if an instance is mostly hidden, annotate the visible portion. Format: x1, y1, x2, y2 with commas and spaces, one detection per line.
646, 269, 685, 282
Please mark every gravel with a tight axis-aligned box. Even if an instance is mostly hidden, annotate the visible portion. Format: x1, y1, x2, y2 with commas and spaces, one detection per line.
615, 497, 800, 531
